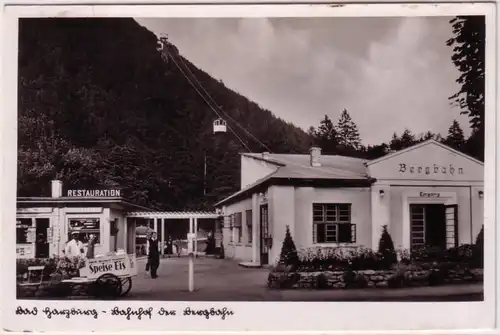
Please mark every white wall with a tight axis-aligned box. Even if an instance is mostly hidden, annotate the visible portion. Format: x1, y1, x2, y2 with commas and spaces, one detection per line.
388, 186, 483, 249
16, 206, 114, 258
240, 155, 278, 189
223, 198, 253, 262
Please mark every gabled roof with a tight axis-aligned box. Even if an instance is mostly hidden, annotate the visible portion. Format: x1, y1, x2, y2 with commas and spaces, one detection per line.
241, 152, 369, 178
366, 139, 484, 166
216, 153, 373, 207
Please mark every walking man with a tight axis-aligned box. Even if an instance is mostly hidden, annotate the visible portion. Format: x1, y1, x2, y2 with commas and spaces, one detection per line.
146, 231, 160, 278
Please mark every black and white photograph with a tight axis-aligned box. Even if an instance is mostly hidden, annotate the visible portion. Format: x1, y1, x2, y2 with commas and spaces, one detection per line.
1, 2, 497, 332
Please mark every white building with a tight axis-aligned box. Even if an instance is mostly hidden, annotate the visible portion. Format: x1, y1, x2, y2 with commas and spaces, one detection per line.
16, 180, 220, 259
215, 140, 484, 266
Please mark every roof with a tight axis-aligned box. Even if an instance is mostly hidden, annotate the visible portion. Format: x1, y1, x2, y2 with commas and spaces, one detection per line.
126, 211, 220, 219
16, 196, 153, 212
366, 139, 484, 166
215, 153, 373, 207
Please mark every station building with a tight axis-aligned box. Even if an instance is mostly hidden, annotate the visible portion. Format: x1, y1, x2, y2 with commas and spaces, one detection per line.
215, 140, 485, 266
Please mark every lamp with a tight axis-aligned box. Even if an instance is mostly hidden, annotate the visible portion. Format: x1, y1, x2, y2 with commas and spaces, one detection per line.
478, 190, 484, 199
379, 190, 385, 198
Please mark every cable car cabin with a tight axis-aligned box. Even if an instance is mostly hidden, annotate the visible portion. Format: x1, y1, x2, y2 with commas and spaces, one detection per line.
213, 119, 227, 134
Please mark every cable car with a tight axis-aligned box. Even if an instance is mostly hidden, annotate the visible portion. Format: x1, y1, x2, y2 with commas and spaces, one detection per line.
213, 118, 227, 134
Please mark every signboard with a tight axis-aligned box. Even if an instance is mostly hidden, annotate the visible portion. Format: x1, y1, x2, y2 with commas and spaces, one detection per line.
419, 192, 441, 198
80, 254, 137, 279
26, 228, 36, 243
47, 227, 53, 243
16, 245, 33, 258
398, 163, 464, 176
67, 189, 121, 197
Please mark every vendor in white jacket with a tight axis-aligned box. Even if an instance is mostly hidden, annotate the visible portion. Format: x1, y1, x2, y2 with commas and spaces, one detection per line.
65, 232, 84, 258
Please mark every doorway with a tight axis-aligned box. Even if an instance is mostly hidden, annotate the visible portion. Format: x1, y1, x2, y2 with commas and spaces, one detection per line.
259, 204, 269, 265
409, 203, 458, 252
35, 218, 50, 258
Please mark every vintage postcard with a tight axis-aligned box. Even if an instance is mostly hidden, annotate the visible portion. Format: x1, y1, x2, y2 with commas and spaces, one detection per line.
1, 2, 497, 333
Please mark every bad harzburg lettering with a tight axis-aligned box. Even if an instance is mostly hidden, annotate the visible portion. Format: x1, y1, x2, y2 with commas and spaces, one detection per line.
67, 189, 121, 197
399, 163, 463, 175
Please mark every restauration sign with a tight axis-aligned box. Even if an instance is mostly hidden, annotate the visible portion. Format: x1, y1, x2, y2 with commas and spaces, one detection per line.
67, 189, 121, 197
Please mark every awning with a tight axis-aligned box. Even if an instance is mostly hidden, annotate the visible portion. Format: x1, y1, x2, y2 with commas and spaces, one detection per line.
136, 225, 155, 236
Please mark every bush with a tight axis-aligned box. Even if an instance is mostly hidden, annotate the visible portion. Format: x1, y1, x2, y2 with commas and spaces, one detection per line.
378, 225, 397, 268
279, 225, 299, 268
475, 225, 484, 268
297, 247, 390, 272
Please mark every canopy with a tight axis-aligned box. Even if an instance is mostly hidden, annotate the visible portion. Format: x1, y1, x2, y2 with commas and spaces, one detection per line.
136, 225, 155, 236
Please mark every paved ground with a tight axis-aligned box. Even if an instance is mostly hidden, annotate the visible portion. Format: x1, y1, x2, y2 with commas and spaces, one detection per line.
120, 257, 483, 301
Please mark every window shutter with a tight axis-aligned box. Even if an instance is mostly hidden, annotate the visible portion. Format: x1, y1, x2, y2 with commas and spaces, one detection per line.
338, 223, 353, 243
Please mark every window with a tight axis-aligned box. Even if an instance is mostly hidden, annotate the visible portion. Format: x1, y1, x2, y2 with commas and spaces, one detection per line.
312, 204, 356, 243
229, 215, 234, 243
246, 210, 253, 244
16, 218, 33, 244
68, 218, 101, 244
234, 212, 243, 244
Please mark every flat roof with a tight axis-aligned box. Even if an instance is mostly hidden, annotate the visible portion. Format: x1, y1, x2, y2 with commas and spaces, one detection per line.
16, 196, 153, 212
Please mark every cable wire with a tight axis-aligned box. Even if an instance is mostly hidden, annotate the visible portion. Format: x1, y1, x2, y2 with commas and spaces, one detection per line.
174, 48, 272, 153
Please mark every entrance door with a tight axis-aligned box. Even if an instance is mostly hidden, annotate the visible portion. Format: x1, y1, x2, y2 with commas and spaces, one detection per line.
259, 204, 269, 265
445, 204, 458, 249
409, 204, 449, 252
35, 218, 50, 258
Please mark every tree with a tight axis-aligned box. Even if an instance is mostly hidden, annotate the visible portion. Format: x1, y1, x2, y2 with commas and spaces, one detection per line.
389, 129, 417, 151
279, 225, 299, 267
311, 115, 338, 154
444, 119, 466, 150
336, 109, 362, 151
474, 225, 484, 268
378, 225, 397, 268
447, 16, 485, 161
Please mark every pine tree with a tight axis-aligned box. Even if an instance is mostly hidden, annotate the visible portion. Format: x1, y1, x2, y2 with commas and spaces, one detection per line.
311, 115, 338, 154
447, 16, 485, 162
444, 119, 465, 150
336, 109, 362, 151
389, 133, 401, 151
400, 129, 417, 149
279, 225, 299, 267
474, 225, 484, 268
378, 225, 397, 268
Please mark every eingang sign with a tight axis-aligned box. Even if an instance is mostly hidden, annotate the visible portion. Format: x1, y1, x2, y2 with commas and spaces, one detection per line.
67, 189, 121, 197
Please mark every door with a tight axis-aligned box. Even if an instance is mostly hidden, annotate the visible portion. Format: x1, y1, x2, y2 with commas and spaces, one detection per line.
35, 218, 50, 258
259, 204, 269, 265
445, 204, 458, 249
425, 204, 446, 250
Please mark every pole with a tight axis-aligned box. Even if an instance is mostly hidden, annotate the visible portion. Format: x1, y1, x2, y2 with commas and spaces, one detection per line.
188, 251, 194, 292
203, 153, 207, 196
188, 232, 195, 292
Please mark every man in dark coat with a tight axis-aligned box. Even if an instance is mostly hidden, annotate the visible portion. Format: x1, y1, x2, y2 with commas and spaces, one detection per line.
147, 232, 160, 278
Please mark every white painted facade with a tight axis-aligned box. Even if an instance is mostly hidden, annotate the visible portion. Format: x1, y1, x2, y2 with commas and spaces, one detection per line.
217, 141, 485, 266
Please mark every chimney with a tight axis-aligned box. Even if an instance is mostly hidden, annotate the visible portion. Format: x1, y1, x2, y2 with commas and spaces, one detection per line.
309, 147, 322, 167
262, 152, 270, 160
51, 180, 62, 198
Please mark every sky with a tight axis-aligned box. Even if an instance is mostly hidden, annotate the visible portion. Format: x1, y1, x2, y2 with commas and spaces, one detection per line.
135, 17, 470, 145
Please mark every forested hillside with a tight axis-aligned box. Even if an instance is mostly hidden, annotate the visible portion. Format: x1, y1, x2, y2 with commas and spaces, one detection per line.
17, 18, 312, 210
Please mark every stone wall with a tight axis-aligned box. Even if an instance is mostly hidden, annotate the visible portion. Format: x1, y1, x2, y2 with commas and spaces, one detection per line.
268, 268, 484, 290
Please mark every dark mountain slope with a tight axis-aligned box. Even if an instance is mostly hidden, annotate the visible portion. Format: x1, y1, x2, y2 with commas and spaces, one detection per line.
17, 18, 312, 210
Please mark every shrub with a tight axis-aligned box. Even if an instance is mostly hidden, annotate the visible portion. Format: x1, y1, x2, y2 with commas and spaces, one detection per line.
279, 225, 299, 268
378, 225, 397, 268
475, 225, 484, 268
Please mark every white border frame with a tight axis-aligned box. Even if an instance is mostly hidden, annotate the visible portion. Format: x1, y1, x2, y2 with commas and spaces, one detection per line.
1, 3, 497, 333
